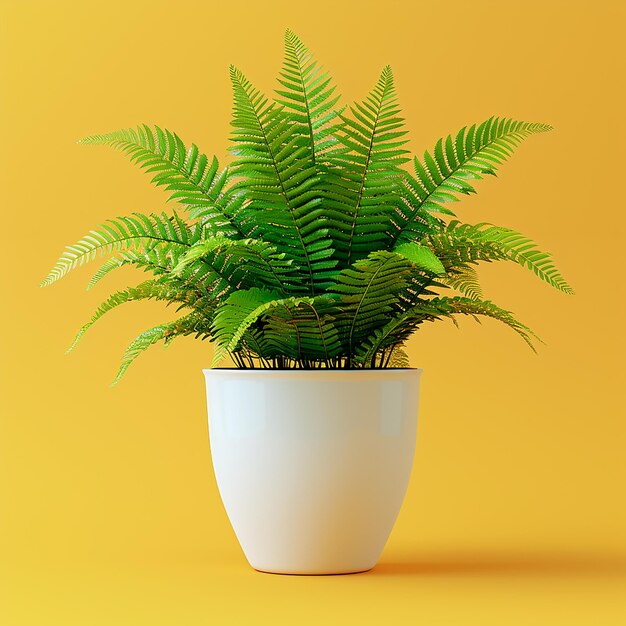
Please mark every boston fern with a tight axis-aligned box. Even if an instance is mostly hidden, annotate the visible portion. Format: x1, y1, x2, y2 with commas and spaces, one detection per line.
42, 31, 573, 382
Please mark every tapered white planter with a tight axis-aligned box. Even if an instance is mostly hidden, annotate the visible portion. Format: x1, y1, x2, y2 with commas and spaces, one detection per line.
204, 368, 422, 575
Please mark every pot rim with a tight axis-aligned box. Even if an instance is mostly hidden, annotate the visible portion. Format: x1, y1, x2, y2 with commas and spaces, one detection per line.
203, 367, 423, 376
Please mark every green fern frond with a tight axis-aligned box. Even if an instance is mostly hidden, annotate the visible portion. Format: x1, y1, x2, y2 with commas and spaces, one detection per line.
396, 118, 553, 242
108, 243, 190, 282
276, 30, 341, 164
355, 294, 538, 365
326, 66, 410, 266
79, 125, 240, 234
228, 67, 336, 292
394, 241, 446, 275
68, 279, 209, 352
211, 287, 307, 365
429, 220, 574, 293
388, 348, 410, 368
112, 312, 210, 385
86, 221, 205, 289
417, 296, 541, 350
354, 307, 439, 367
244, 297, 342, 363
41, 212, 195, 287
71, 225, 258, 302
472, 224, 573, 294
173, 236, 298, 293
441, 266, 483, 300
86, 237, 251, 304
87, 256, 126, 290
172, 236, 236, 274
327, 250, 416, 358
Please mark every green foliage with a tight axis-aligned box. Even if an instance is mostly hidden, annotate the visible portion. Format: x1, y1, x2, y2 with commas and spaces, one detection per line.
41, 211, 198, 287
393, 242, 446, 275
409, 296, 541, 350
326, 65, 410, 266
78, 126, 239, 232
428, 220, 574, 294
42, 32, 572, 382
173, 237, 297, 293
326, 251, 414, 358
228, 65, 335, 293
67, 278, 213, 353
113, 313, 211, 385
395, 118, 553, 243
276, 30, 341, 164
441, 266, 483, 300
211, 288, 296, 365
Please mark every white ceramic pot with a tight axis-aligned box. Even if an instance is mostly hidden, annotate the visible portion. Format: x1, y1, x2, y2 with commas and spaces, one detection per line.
204, 368, 422, 575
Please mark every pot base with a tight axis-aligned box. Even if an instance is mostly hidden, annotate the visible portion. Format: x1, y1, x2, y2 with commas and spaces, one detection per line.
252, 565, 374, 576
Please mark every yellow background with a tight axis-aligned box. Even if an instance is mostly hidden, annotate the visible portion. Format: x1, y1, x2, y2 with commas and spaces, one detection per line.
2, 0, 625, 624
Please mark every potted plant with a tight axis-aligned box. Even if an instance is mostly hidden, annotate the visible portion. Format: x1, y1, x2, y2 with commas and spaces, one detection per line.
42, 31, 573, 575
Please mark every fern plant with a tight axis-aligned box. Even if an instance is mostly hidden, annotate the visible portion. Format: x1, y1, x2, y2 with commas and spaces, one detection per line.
42, 31, 573, 382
